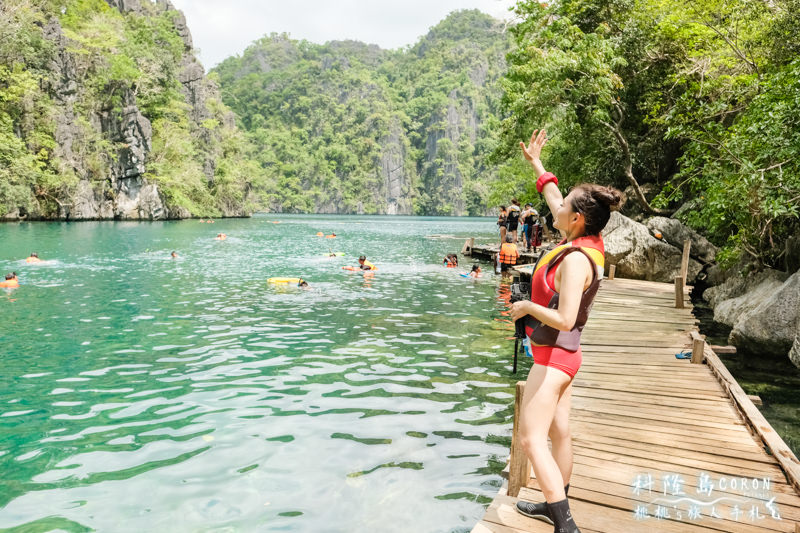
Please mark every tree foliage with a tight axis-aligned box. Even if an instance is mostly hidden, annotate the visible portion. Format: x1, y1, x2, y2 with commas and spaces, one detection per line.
501, 0, 800, 269
214, 10, 511, 215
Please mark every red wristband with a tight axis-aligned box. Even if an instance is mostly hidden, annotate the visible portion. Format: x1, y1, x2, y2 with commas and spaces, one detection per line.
536, 172, 558, 193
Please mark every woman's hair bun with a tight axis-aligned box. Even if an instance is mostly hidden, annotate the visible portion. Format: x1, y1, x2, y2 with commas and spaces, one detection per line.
593, 186, 624, 212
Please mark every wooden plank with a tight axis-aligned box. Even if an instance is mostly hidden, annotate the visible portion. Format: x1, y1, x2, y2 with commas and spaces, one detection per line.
570, 420, 770, 458
710, 344, 737, 354
681, 239, 691, 282
704, 347, 800, 495
675, 276, 685, 308
508, 381, 530, 498
509, 490, 717, 533
690, 330, 706, 364
521, 482, 798, 532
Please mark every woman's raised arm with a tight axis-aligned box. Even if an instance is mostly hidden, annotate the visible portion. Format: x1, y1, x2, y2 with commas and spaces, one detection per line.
520, 129, 564, 238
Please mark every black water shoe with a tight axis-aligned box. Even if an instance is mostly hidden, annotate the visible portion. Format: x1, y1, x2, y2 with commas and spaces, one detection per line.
514, 483, 568, 524
515, 500, 553, 524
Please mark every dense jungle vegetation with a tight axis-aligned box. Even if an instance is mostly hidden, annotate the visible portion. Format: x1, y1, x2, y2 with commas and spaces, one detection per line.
499, 0, 800, 269
213, 10, 511, 216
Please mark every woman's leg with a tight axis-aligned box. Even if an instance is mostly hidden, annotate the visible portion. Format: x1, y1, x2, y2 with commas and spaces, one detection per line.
549, 381, 574, 488
518, 364, 572, 503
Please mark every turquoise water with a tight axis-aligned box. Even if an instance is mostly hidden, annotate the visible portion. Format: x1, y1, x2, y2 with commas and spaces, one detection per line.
0, 215, 521, 532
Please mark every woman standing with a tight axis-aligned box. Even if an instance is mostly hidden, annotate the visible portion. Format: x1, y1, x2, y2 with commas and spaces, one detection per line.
497, 205, 508, 245
506, 199, 522, 243
510, 129, 623, 533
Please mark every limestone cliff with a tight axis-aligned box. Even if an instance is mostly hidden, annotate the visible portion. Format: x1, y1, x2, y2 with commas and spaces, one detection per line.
1, 0, 252, 220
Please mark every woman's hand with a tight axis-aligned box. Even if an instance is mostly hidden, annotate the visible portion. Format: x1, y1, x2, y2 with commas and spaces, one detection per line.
519, 129, 548, 168
509, 300, 534, 323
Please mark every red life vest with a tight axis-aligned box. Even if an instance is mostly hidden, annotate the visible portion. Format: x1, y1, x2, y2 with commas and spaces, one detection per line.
524, 235, 605, 351
499, 243, 519, 265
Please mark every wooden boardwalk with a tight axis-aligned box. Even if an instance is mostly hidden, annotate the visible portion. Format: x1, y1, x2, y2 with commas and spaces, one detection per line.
473, 277, 800, 532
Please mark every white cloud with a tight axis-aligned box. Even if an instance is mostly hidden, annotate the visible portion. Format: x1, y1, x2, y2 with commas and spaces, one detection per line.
169, 0, 518, 69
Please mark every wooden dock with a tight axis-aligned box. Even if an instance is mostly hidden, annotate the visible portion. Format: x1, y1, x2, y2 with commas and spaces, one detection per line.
473, 277, 800, 532
462, 239, 550, 265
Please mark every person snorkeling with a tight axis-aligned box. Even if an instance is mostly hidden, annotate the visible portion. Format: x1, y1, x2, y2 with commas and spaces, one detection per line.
26, 252, 42, 263
358, 255, 377, 271
0, 272, 19, 288
469, 264, 482, 278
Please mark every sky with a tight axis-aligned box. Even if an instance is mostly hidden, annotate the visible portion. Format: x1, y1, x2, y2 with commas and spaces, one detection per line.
169, 0, 519, 69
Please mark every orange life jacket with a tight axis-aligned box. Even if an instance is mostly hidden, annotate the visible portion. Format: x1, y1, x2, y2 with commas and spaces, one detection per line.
499, 243, 519, 265
0, 279, 19, 288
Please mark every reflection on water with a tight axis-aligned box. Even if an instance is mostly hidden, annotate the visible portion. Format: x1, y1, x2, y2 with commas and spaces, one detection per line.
0, 216, 527, 532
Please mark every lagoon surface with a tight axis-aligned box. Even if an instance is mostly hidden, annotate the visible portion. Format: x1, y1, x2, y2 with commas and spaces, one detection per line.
0, 215, 521, 532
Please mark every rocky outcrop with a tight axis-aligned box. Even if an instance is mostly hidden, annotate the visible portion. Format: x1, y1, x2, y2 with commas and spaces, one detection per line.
422, 89, 478, 214
728, 270, 800, 362
703, 268, 789, 326
601, 212, 702, 282
380, 120, 413, 215
101, 89, 152, 181
645, 216, 717, 263
703, 266, 800, 369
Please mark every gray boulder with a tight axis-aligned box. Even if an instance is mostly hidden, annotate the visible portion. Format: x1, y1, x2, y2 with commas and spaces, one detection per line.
645, 216, 717, 263
703, 269, 788, 326
602, 211, 702, 282
729, 270, 800, 360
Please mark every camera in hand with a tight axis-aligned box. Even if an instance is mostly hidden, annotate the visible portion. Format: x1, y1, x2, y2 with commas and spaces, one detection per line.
510, 282, 531, 339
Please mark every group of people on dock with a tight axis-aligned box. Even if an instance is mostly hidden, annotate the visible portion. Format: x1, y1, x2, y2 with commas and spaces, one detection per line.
498, 200, 542, 253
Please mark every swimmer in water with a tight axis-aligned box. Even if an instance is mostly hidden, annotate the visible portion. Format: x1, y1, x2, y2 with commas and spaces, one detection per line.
215, 233, 227, 241
298, 280, 310, 289
0, 272, 19, 288
171, 251, 178, 259
469, 264, 482, 278
26, 252, 42, 263
358, 255, 377, 271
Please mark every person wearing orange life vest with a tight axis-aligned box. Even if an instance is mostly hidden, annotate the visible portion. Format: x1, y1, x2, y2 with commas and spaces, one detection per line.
357, 255, 377, 271
25, 252, 42, 263
0, 272, 19, 288
509, 129, 623, 533
498, 234, 519, 276
443, 254, 458, 268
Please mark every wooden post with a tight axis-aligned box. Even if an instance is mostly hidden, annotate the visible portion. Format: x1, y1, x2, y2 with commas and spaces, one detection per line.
674, 276, 684, 309
461, 238, 474, 256
680, 239, 691, 282
608, 265, 616, 280
508, 382, 531, 497
690, 331, 705, 364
